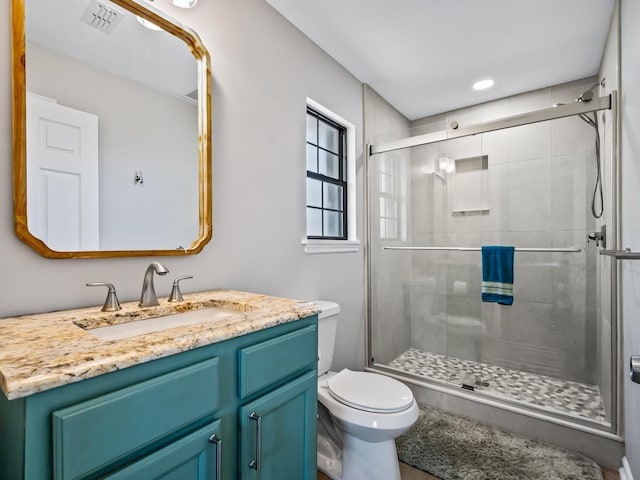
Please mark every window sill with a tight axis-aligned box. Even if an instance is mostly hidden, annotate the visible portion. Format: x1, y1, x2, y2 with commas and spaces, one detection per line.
301, 239, 361, 254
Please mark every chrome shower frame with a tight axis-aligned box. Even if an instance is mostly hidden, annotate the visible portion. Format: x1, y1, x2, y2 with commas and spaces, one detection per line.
364, 92, 621, 437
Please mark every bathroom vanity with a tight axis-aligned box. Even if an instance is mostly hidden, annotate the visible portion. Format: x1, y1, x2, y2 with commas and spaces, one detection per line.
0, 290, 319, 480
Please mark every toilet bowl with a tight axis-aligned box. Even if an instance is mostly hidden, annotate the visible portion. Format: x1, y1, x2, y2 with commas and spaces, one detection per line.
315, 301, 419, 480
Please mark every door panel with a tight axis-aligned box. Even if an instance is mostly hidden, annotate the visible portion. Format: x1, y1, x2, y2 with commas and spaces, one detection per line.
104, 420, 222, 480
239, 371, 317, 480
26, 93, 99, 250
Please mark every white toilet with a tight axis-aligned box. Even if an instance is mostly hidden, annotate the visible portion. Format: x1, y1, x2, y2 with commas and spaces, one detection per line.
315, 301, 419, 480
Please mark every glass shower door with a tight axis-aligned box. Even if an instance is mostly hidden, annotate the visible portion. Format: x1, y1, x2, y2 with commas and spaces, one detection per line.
368, 112, 612, 428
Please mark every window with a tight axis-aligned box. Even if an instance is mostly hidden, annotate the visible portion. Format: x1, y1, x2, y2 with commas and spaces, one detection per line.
378, 152, 407, 241
306, 107, 347, 240
379, 155, 400, 239
303, 99, 359, 254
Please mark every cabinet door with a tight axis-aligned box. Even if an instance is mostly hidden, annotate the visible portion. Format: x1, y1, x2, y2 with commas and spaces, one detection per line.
239, 371, 317, 480
104, 420, 223, 480
52, 358, 220, 480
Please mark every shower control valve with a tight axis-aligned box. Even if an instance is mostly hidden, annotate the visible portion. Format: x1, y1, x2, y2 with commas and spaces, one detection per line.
587, 225, 606, 249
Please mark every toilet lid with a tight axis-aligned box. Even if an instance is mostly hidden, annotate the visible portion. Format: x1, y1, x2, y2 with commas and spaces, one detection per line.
327, 369, 414, 413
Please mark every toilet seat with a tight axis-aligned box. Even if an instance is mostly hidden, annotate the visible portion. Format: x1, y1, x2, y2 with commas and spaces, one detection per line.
318, 372, 420, 442
327, 369, 414, 413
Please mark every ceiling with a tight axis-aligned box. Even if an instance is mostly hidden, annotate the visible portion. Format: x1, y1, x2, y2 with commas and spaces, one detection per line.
265, 0, 616, 120
26, 0, 197, 100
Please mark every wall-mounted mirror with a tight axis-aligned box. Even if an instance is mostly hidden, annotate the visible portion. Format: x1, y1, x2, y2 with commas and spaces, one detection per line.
12, 0, 211, 258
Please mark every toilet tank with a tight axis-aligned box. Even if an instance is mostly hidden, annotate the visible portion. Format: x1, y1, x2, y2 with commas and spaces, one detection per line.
314, 300, 340, 375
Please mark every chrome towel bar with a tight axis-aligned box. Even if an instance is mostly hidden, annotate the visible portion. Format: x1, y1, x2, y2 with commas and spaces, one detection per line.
382, 246, 582, 253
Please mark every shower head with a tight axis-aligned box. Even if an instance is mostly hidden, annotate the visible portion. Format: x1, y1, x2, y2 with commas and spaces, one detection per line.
554, 80, 602, 107
578, 89, 594, 102
576, 82, 601, 103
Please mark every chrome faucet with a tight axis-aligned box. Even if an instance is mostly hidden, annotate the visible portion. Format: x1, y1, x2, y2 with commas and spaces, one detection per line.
139, 262, 169, 307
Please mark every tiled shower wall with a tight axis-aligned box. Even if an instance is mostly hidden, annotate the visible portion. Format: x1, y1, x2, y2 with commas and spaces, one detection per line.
401, 77, 602, 384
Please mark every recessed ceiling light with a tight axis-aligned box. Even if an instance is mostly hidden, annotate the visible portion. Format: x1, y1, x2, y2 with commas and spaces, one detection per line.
473, 79, 494, 91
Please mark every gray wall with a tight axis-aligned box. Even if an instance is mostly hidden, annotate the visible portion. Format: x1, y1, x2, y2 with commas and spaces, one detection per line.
621, 0, 640, 476
0, 0, 365, 371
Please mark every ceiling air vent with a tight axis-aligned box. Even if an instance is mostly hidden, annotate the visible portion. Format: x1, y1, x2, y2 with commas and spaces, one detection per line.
80, 0, 123, 34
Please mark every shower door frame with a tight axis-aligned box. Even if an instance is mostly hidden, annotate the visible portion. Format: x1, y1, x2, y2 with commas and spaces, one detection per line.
364, 92, 622, 437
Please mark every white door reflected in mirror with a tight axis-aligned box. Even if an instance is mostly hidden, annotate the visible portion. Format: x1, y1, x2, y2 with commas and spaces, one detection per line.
27, 93, 99, 251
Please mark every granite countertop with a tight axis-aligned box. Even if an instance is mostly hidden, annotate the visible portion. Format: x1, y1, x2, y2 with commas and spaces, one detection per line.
0, 289, 319, 400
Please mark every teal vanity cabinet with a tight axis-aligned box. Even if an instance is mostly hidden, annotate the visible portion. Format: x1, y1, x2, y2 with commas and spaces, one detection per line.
238, 326, 318, 479
50, 359, 224, 480
0, 315, 318, 480
100, 420, 223, 480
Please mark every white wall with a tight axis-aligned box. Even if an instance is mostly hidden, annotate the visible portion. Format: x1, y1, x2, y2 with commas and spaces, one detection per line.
26, 42, 200, 251
0, 0, 365, 371
620, 0, 640, 477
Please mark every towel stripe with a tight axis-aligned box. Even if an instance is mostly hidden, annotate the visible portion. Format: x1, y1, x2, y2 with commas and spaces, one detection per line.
482, 281, 513, 296
482, 281, 513, 289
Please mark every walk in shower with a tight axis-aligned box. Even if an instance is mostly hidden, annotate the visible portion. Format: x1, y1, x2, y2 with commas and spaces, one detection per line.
366, 82, 619, 433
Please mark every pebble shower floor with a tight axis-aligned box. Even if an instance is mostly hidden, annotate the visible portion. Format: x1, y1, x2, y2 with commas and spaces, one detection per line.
389, 348, 608, 424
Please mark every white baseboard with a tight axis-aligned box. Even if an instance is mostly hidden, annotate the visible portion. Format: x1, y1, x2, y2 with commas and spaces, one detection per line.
620, 457, 634, 480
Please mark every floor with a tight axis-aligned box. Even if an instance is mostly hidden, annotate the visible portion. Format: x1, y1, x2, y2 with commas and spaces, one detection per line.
318, 463, 620, 480
319, 349, 618, 480
389, 348, 608, 424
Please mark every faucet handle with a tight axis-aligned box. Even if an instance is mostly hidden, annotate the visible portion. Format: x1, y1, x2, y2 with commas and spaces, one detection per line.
87, 282, 122, 312
168, 275, 193, 303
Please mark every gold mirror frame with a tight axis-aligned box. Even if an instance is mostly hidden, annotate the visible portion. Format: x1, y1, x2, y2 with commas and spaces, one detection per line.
11, 0, 212, 259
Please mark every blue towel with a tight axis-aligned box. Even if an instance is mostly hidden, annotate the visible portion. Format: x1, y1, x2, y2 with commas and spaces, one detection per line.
481, 246, 514, 305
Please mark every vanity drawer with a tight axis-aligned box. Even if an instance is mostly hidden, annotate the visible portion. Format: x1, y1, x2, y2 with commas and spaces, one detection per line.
52, 358, 220, 480
238, 324, 317, 398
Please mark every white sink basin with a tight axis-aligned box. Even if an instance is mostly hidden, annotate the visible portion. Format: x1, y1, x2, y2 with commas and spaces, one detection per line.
86, 307, 239, 341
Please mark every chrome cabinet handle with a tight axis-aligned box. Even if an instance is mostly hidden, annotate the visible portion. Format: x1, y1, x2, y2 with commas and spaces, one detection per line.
208, 433, 222, 479
248, 412, 262, 471
631, 356, 640, 384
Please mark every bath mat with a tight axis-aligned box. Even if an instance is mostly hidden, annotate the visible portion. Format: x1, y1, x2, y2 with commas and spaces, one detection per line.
396, 406, 603, 480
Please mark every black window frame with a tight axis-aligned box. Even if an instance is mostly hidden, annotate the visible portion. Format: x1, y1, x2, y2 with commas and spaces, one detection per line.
306, 107, 348, 240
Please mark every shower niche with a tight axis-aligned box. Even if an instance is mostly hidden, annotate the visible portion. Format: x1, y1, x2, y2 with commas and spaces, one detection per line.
451, 155, 489, 215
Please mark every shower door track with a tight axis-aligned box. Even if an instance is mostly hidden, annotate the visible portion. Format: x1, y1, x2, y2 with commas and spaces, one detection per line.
367, 363, 623, 441
369, 94, 612, 155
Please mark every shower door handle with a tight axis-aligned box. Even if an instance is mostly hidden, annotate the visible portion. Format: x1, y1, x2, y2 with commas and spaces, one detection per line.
631, 356, 640, 384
